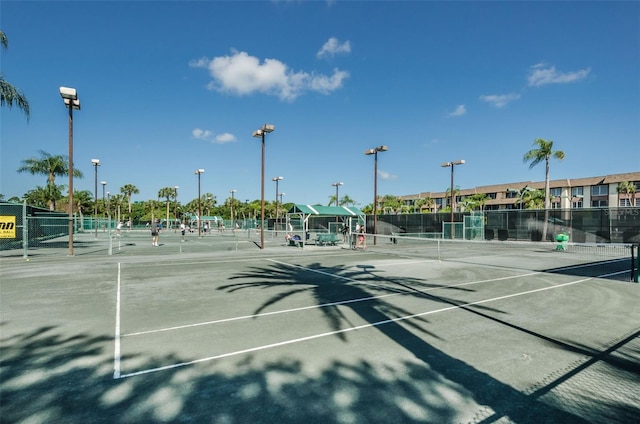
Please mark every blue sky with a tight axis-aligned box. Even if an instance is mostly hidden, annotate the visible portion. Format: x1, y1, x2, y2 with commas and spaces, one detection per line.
2, 1, 639, 207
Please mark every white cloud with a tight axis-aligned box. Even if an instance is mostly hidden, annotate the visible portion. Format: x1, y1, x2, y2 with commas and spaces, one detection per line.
214, 133, 236, 144
316, 37, 351, 59
192, 128, 236, 144
378, 170, 397, 181
447, 104, 466, 117
190, 50, 349, 101
479, 93, 521, 108
527, 63, 591, 87
192, 128, 213, 140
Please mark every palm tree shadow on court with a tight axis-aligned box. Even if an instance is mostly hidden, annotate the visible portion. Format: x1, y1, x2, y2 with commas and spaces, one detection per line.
220, 260, 599, 423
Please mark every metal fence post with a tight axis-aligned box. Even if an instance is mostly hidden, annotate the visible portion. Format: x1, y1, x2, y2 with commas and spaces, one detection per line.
631, 243, 640, 283
22, 200, 28, 259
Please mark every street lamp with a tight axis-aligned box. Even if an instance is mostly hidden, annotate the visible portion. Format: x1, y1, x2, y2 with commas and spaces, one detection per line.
91, 159, 100, 238
441, 159, 465, 239
272, 176, 283, 236
101, 180, 107, 228
230, 189, 237, 226
365, 145, 388, 245
253, 124, 275, 249
332, 182, 344, 207
60, 86, 80, 256
174, 185, 179, 232
195, 169, 204, 237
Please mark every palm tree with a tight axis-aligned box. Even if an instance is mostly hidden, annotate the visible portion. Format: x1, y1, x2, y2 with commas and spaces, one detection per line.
109, 194, 125, 224
340, 195, 356, 207
464, 193, 490, 212
73, 190, 93, 231
523, 138, 565, 240
17, 150, 83, 210
201, 193, 216, 216
0, 30, 30, 120
617, 181, 636, 207
120, 184, 139, 228
415, 197, 435, 213
158, 187, 177, 228
521, 188, 545, 209
23, 186, 54, 209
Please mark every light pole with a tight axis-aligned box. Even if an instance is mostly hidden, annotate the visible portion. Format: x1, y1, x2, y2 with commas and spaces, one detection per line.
195, 169, 204, 237
60, 87, 81, 256
272, 176, 283, 236
332, 182, 343, 207
365, 146, 388, 245
253, 124, 275, 249
230, 189, 237, 226
441, 159, 465, 239
91, 159, 100, 238
101, 181, 107, 230
174, 185, 179, 232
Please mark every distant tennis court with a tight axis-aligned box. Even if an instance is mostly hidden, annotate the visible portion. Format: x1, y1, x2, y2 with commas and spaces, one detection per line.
1, 234, 638, 423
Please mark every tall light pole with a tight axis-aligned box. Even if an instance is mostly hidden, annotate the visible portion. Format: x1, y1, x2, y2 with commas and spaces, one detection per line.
195, 169, 204, 237
230, 189, 237, 226
441, 159, 465, 239
253, 124, 275, 249
60, 86, 81, 256
174, 185, 179, 232
332, 182, 343, 207
101, 180, 107, 219
91, 159, 100, 238
365, 146, 388, 245
272, 176, 283, 236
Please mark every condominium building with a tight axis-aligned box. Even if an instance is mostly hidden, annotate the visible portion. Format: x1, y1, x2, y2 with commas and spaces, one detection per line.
399, 172, 640, 211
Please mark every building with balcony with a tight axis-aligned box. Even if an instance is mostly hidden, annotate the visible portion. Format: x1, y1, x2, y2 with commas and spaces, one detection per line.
399, 171, 640, 211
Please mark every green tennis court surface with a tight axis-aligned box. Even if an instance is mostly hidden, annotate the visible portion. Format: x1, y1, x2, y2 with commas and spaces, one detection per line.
2, 234, 638, 423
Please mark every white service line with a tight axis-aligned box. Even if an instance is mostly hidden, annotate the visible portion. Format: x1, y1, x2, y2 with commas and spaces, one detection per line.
113, 262, 122, 379
116, 275, 594, 379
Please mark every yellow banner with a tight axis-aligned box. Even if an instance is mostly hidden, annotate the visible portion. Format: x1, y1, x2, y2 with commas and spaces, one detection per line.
0, 216, 17, 238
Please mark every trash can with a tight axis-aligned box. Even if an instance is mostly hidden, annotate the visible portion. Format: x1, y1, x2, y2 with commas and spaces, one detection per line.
555, 233, 569, 251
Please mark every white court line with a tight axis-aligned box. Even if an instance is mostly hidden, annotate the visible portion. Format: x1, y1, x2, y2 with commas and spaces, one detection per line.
116, 275, 594, 379
123, 259, 538, 337
113, 263, 122, 379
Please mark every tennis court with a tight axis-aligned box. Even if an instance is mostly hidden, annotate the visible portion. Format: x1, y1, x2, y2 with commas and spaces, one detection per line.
1, 233, 638, 423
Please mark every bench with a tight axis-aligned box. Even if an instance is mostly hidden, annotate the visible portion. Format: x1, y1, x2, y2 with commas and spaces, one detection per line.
288, 237, 304, 248
315, 233, 341, 246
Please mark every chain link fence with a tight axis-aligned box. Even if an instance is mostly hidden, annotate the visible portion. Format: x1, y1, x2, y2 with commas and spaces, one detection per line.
2, 202, 639, 257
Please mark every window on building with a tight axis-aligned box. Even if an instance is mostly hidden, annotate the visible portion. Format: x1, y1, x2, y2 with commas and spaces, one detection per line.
572, 200, 583, 208
505, 191, 518, 199
550, 188, 562, 197
571, 187, 584, 197
591, 199, 608, 207
487, 193, 497, 199
551, 202, 561, 209
619, 198, 632, 207
591, 185, 608, 196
